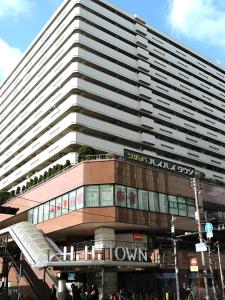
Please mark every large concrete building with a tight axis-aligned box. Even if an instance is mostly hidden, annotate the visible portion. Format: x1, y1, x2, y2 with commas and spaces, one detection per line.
1, 0, 225, 299
1, 0, 225, 193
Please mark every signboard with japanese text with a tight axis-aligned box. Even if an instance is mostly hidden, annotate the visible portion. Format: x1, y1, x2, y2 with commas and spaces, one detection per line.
124, 149, 195, 177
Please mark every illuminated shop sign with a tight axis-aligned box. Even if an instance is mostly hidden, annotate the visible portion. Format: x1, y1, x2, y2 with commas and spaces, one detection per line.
62, 245, 148, 262
124, 149, 195, 177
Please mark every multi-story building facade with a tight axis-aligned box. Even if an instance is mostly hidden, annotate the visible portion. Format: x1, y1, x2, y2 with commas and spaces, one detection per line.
1, 0, 225, 194
1, 0, 225, 299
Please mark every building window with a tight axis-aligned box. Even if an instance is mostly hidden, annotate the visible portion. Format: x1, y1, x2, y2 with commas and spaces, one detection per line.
43, 203, 49, 221
76, 187, 84, 209
115, 185, 126, 207
38, 204, 44, 223
100, 185, 113, 206
127, 187, 138, 209
138, 189, 148, 210
33, 207, 38, 224
69, 190, 76, 212
178, 197, 187, 216
186, 199, 195, 218
28, 209, 33, 223
149, 191, 159, 212
159, 193, 168, 213
168, 195, 178, 215
85, 185, 99, 207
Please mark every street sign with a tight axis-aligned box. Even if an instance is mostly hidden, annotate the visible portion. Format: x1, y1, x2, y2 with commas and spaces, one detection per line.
205, 222, 213, 233
190, 265, 199, 272
190, 257, 198, 266
195, 243, 207, 252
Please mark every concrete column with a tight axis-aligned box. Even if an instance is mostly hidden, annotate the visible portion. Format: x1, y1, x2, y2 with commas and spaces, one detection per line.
94, 228, 117, 298
57, 279, 66, 300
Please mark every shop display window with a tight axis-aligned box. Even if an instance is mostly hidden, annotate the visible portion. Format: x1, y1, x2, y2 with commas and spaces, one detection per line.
127, 187, 138, 209
62, 194, 69, 215
55, 197, 62, 217
100, 185, 114, 206
138, 190, 148, 211
115, 185, 126, 207
85, 185, 99, 207
68, 191, 76, 212
159, 193, 169, 213
49, 199, 56, 219
149, 191, 159, 212
76, 187, 84, 209
168, 195, 178, 215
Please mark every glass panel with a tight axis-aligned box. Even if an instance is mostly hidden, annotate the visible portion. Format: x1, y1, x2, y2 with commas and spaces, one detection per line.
49, 199, 56, 219
28, 209, 33, 223
76, 187, 84, 209
186, 199, 195, 218
138, 190, 148, 211
127, 187, 138, 209
178, 197, 187, 216
69, 191, 76, 212
33, 207, 38, 224
85, 185, 99, 207
38, 205, 44, 223
62, 194, 69, 215
149, 191, 159, 212
43, 203, 49, 221
100, 185, 113, 206
115, 185, 126, 207
159, 193, 168, 213
168, 195, 178, 215
55, 197, 62, 217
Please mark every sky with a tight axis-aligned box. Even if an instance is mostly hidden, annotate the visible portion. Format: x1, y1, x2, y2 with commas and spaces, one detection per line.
1, 0, 225, 82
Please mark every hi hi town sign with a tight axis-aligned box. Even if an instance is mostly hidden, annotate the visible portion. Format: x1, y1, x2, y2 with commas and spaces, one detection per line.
61, 245, 148, 263
124, 149, 195, 177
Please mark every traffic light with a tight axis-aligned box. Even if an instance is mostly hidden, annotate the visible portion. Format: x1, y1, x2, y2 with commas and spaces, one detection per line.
0, 206, 19, 215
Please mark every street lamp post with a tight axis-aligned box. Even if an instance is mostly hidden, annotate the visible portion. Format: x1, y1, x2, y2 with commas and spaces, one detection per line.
171, 215, 180, 300
190, 178, 210, 300
216, 242, 225, 299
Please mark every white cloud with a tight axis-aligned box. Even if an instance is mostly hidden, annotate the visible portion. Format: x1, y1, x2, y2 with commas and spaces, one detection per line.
0, 0, 34, 17
168, 0, 225, 48
0, 38, 22, 82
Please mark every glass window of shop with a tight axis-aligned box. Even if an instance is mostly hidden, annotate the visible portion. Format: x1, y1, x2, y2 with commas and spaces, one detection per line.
159, 193, 169, 213
186, 199, 195, 218
49, 199, 56, 219
115, 185, 126, 207
127, 187, 138, 209
43, 202, 49, 221
168, 195, 178, 215
38, 204, 44, 223
149, 191, 159, 212
62, 194, 69, 215
76, 187, 84, 209
85, 185, 99, 207
178, 197, 187, 216
69, 190, 76, 212
33, 206, 38, 224
138, 189, 148, 210
100, 185, 114, 206
55, 197, 62, 217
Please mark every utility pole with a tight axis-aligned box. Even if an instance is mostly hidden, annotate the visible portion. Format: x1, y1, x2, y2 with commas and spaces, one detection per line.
216, 242, 225, 300
190, 178, 209, 300
171, 215, 180, 300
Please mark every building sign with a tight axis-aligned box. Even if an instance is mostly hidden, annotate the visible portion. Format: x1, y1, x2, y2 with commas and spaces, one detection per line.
124, 149, 195, 177
190, 257, 198, 272
62, 245, 148, 262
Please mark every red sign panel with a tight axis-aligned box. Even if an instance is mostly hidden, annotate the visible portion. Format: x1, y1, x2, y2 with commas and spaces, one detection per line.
134, 233, 143, 241
190, 257, 198, 266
